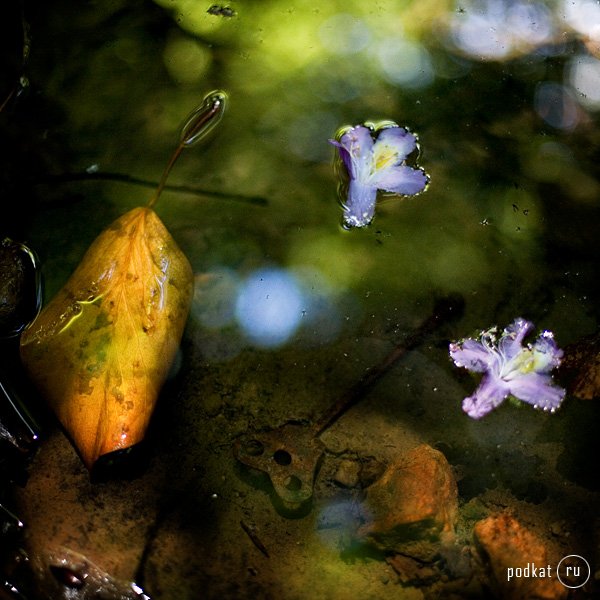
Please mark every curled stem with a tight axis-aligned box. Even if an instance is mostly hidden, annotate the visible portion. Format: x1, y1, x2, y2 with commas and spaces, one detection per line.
147, 90, 228, 209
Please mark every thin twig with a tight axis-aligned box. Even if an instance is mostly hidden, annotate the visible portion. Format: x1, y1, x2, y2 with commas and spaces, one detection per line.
313, 294, 464, 437
36, 171, 268, 206
240, 520, 270, 558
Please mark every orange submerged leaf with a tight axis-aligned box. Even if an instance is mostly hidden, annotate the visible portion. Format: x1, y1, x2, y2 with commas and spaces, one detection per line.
20, 207, 193, 469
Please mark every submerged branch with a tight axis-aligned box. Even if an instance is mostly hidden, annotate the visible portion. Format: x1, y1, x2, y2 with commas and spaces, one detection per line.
36, 171, 268, 206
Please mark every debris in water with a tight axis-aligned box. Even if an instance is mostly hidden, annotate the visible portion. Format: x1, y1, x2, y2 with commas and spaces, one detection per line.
240, 520, 270, 558
207, 5, 236, 17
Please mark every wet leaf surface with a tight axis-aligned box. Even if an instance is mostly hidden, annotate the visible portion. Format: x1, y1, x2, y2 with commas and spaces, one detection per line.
20, 207, 193, 469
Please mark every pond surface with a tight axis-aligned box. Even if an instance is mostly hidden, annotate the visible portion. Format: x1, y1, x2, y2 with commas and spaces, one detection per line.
1, 0, 600, 598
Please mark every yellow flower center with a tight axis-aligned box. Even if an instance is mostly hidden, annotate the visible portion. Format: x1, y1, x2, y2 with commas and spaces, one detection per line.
372, 144, 397, 172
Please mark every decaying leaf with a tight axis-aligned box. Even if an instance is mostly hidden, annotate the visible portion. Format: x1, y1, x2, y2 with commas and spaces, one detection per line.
20, 207, 193, 468
19, 91, 228, 470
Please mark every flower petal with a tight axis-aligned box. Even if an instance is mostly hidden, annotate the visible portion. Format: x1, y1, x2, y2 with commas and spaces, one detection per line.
498, 317, 533, 360
375, 126, 417, 161
462, 374, 509, 419
531, 331, 563, 373
507, 372, 566, 412
342, 180, 378, 228
338, 126, 374, 181
339, 125, 373, 150
329, 138, 352, 177
449, 339, 491, 372
371, 165, 428, 195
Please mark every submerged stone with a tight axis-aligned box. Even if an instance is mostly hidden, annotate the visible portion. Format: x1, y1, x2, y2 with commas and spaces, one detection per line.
473, 513, 567, 600
333, 458, 361, 488
0, 238, 41, 338
386, 554, 438, 587
559, 330, 600, 400
357, 444, 458, 561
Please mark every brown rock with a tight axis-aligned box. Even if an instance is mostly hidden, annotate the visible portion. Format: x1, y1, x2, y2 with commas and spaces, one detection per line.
333, 459, 361, 488
357, 456, 386, 488
13, 429, 159, 598
559, 330, 600, 399
473, 513, 568, 600
387, 554, 438, 586
357, 444, 458, 561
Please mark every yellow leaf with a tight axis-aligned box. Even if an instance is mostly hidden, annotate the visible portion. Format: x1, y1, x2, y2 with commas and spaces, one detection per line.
20, 207, 193, 469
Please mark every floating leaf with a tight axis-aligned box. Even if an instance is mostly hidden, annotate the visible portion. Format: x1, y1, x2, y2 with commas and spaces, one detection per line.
19, 90, 227, 470
20, 207, 193, 468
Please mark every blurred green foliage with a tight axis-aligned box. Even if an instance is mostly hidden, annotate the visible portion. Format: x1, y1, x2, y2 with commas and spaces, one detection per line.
1, 0, 599, 339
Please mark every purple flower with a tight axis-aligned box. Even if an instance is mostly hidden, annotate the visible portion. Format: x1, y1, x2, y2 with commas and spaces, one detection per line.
449, 318, 565, 419
330, 124, 428, 228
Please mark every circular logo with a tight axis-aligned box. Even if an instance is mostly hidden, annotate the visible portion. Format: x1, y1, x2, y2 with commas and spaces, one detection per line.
556, 555, 591, 589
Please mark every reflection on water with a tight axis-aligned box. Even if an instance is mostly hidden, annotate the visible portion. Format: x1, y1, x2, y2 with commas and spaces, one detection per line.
534, 82, 579, 131
2, 0, 600, 598
449, 0, 554, 60
235, 267, 305, 348
193, 266, 345, 351
569, 54, 600, 109
447, 0, 600, 130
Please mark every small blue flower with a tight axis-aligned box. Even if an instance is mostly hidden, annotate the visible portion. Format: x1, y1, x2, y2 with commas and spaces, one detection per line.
449, 318, 565, 419
330, 123, 428, 228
